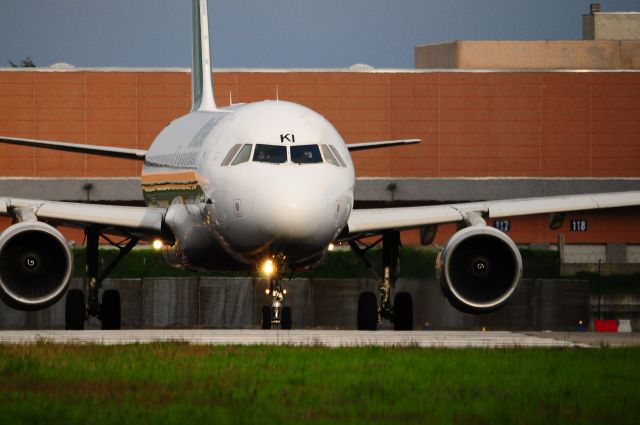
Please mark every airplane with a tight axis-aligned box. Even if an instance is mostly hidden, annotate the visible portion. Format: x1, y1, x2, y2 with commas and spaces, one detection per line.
0, 0, 639, 331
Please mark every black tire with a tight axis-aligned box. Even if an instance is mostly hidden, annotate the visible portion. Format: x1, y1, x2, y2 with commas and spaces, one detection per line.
357, 291, 378, 330
261, 306, 272, 329
101, 289, 121, 330
393, 292, 413, 331
65, 289, 85, 330
281, 306, 292, 330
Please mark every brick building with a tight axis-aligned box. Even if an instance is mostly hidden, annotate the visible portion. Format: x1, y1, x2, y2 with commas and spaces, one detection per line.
0, 68, 638, 255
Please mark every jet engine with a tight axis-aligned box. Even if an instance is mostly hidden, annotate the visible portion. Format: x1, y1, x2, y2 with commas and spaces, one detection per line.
0, 222, 73, 310
437, 225, 522, 314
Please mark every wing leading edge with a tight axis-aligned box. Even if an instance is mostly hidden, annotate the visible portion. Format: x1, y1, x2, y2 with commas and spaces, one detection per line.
0, 136, 146, 160
346, 139, 420, 151
347, 191, 640, 234
0, 197, 165, 239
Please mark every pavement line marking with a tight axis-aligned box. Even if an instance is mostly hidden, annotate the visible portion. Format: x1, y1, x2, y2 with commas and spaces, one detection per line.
0, 330, 587, 348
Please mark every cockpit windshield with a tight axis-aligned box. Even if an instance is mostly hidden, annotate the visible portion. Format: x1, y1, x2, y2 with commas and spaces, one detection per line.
231, 144, 252, 165
291, 145, 322, 164
221, 142, 344, 166
253, 144, 287, 164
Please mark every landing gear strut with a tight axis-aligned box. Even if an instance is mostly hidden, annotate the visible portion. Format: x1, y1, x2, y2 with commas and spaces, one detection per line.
261, 257, 292, 330
65, 227, 138, 330
351, 230, 413, 331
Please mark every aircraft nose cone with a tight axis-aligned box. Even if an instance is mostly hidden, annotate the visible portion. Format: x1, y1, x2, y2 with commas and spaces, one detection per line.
254, 177, 328, 241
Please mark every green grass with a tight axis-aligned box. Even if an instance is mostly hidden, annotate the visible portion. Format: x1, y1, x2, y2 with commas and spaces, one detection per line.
1, 344, 639, 425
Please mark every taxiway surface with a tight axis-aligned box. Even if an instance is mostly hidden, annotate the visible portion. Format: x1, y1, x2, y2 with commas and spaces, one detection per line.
0, 330, 621, 347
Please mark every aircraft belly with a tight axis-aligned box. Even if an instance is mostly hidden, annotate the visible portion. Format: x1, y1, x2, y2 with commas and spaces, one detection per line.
168, 236, 251, 273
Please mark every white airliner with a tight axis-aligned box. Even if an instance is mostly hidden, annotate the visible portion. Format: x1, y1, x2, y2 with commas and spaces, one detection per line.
0, 0, 639, 330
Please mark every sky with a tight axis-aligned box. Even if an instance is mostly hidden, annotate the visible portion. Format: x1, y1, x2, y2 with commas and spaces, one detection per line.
1, 0, 639, 70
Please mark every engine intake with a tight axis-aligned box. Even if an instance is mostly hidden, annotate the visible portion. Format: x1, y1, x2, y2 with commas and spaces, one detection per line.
0, 222, 73, 310
437, 225, 522, 314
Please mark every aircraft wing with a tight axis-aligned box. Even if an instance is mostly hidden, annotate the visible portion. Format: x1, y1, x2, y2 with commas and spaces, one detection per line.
346, 139, 420, 152
0, 197, 165, 239
0, 136, 146, 160
347, 191, 640, 234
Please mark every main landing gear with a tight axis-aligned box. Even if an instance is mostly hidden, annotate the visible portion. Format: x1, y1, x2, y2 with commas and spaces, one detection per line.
65, 227, 138, 330
261, 257, 292, 330
351, 230, 413, 331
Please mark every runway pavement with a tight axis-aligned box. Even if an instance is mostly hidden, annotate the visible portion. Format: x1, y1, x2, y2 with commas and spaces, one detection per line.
0, 330, 606, 347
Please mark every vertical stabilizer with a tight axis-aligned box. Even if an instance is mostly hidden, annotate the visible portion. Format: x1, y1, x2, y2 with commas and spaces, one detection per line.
191, 0, 216, 112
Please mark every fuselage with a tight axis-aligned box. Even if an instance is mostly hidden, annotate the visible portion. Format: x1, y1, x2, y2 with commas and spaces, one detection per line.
141, 100, 355, 272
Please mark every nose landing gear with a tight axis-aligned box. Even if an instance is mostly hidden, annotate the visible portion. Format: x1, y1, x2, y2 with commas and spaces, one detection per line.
261, 279, 292, 330
260, 256, 292, 330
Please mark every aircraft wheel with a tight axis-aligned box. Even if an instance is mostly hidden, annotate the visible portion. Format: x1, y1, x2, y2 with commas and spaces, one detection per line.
101, 289, 121, 330
281, 306, 292, 330
65, 289, 85, 330
357, 291, 378, 330
393, 292, 413, 331
261, 306, 272, 329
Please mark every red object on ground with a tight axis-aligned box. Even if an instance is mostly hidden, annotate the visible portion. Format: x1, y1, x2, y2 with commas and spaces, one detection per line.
594, 320, 618, 332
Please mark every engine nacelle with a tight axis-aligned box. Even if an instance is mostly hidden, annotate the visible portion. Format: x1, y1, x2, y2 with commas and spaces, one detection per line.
0, 222, 73, 311
436, 225, 522, 314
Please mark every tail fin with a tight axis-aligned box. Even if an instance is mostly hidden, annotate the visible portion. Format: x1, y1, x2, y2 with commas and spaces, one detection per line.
191, 0, 216, 112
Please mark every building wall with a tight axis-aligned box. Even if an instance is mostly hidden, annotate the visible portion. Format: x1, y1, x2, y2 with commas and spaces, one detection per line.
0, 69, 639, 244
1, 69, 639, 178
415, 40, 640, 69
583, 12, 640, 40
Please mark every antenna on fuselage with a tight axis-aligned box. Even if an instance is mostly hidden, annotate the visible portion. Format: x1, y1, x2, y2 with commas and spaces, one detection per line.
191, 0, 217, 112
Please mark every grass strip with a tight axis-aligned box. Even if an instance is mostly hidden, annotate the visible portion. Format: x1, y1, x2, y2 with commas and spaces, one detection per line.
0, 344, 638, 425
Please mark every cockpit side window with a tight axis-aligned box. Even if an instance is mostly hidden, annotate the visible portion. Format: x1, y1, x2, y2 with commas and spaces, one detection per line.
221, 144, 242, 166
328, 145, 347, 167
253, 144, 287, 164
231, 144, 252, 165
291, 145, 323, 164
320, 145, 339, 166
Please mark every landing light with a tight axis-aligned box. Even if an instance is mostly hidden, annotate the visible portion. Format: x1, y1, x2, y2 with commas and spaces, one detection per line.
328, 243, 335, 251
152, 239, 163, 250
262, 259, 275, 276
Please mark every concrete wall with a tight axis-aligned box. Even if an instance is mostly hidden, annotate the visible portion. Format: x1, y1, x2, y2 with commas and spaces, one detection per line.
2, 177, 639, 205
583, 13, 640, 41
7, 177, 638, 205
413, 42, 457, 69
0, 277, 594, 331
415, 40, 640, 69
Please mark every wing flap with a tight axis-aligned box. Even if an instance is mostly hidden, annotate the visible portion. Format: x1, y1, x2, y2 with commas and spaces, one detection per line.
0, 136, 146, 160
